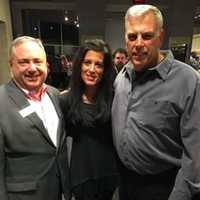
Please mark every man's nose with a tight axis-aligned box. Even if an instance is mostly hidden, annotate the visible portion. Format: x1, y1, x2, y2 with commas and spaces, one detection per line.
135, 35, 144, 46
29, 62, 37, 70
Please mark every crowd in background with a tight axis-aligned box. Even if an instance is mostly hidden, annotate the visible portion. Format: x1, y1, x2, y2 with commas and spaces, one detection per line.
46, 54, 73, 90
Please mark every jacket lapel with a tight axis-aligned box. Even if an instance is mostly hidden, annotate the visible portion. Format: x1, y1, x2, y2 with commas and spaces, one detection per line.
6, 80, 55, 146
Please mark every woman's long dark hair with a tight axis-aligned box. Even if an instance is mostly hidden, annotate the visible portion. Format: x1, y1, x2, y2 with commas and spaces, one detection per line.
66, 39, 114, 125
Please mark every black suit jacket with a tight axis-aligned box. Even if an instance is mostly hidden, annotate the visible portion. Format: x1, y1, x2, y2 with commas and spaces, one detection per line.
0, 80, 70, 200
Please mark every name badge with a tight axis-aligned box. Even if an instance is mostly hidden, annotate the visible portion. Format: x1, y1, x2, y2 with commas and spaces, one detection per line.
19, 105, 35, 118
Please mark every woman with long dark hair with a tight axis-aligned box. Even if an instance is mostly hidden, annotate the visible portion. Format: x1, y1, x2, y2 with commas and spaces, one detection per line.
60, 39, 119, 200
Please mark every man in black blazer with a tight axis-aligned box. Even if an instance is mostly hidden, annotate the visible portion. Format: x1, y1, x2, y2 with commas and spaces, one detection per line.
0, 36, 70, 200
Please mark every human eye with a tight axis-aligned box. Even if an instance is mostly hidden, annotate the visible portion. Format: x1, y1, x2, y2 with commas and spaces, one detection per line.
18, 59, 29, 66
95, 62, 104, 69
142, 33, 155, 40
33, 59, 43, 65
83, 60, 91, 66
127, 33, 137, 41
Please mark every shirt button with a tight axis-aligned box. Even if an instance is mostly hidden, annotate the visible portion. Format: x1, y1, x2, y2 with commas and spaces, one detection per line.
126, 163, 132, 170
124, 157, 129, 162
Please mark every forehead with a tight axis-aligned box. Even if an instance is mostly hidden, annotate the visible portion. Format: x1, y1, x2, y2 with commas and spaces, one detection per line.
14, 41, 46, 59
126, 12, 157, 33
115, 52, 126, 58
85, 50, 104, 60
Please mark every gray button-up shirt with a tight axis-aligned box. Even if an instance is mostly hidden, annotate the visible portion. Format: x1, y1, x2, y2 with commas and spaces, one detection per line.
112, 50, 200, 200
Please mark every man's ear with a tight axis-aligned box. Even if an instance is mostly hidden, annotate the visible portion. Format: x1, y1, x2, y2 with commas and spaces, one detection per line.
9, 60, 14, 77
9, 59, 12, 67
46, 62, 50, 73
159, 30, 164, 46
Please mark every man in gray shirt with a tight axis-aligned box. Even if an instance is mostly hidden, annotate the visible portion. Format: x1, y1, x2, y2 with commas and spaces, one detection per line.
112, 4, 200, 200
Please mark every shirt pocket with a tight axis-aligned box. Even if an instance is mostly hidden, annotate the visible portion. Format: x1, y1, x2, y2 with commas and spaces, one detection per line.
128, 98, 177, 129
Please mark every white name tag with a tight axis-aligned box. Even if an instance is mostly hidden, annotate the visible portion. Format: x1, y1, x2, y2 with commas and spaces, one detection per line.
19, 105, 35, 118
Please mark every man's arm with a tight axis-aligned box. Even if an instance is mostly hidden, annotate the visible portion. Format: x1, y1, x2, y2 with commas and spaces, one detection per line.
0, 127, 8, 200
169, 79, 200, 200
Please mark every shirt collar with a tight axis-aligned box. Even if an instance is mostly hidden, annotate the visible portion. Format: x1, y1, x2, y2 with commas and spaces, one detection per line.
153, 50, 174, 80
123, 61, 134, 80
123, 50, 174, 81
15, 82, 48, 102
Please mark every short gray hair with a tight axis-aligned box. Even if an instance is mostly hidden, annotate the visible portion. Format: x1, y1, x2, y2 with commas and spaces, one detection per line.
9, 36, 46, 59
125, 4, 163, 32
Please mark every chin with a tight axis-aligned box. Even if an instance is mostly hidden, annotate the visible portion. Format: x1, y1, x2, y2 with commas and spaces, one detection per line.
85, 83, 96, 87
85, 80, 96, 85
26, 84, 41, 91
